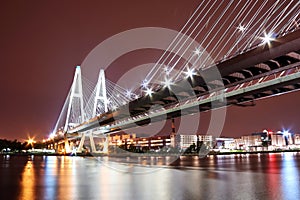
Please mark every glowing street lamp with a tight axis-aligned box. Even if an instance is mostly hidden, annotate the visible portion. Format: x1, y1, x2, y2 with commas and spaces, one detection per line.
27, 137, 36, 149
27, 138, 35, 145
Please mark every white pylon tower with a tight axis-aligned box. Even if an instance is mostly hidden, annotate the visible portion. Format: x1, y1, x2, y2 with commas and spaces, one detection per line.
78, 69, 109, 153
96, 69, 109, 153
94, 69, 109, 153
93, 69, 108, 116
64, 66, 85, 153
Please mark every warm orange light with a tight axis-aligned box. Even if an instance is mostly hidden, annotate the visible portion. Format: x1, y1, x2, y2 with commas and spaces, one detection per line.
27, 137, 36, 145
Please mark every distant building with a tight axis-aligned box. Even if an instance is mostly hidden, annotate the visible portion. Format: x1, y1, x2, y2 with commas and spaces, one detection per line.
231, 130, 299, 150
294, 134, 300, 145
178, 135, 197, 149
270, 133, 286, 147
177, 134, 216, 149
198, 135, 214, 148
109, 134, 216, 151
237, 131, 272, 150
241, 135, 262, 147
215, 138, 235, 149
170, 134, 180, 148
252, 131, 271, 145
234, 138, 244, 149
271, 131, 293, 146
110, 133, 136, 146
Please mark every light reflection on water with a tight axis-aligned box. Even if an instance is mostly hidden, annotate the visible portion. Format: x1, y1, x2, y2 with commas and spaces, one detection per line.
0, 153, 299, 200
281, 153, 300, 200
20, 159, 35, 200
44, 156, 58, 199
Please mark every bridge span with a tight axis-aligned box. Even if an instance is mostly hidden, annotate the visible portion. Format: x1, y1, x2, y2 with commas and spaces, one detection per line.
68, 29, 300, 136
46, 1, 300, 153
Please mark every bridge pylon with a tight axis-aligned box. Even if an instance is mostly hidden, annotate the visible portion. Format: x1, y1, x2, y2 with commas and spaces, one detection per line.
93, 69, 109, 153
64, 66, 85, 132
77, 69, 109, 153
64, 66, 85, 153
93, 69, 108, 116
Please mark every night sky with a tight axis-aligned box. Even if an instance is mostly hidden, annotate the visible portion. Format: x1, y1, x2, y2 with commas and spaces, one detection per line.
1, 0, 300, 141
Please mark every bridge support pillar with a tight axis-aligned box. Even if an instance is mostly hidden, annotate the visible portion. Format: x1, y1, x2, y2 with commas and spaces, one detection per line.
64, 134, 71, 154
89, 132, 96, 152
78, 133, 85, 153
102, 135, 109, 154
77, 132, 97, 153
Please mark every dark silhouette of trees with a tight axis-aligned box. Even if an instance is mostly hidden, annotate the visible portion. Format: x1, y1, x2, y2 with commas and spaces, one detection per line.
0, 139, 26, 152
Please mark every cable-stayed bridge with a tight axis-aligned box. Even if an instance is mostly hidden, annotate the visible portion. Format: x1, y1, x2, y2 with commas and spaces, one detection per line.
46, 1, 300, 153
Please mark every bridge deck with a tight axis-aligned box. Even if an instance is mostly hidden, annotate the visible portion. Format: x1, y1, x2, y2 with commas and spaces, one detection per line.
68, 29, 300, 135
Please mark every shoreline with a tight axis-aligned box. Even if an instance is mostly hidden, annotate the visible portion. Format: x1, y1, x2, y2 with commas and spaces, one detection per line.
2, 149, 300, 157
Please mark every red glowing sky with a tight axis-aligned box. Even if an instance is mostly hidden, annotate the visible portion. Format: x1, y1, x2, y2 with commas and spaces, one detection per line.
0, 0, 299, 141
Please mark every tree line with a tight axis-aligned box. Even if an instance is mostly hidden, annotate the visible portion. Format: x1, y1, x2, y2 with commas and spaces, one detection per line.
0, 139, 45, 152
0, 139, 26, 152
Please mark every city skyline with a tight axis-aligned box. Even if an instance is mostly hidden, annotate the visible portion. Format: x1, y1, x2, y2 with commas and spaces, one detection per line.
1, 0, 300, 141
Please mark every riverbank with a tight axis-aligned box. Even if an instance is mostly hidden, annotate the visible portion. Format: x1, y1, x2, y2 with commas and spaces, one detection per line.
2, 148, 300, 157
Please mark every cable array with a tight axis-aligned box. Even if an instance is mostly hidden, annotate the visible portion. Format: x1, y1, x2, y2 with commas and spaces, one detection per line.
142, 0, 300, 93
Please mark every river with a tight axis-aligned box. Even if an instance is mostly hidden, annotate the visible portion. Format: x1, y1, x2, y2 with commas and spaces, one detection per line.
1, 152, 300, 200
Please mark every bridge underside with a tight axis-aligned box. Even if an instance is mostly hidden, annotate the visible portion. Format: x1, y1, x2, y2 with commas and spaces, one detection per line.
68, 29, 300, 135
125, 29, 300, 115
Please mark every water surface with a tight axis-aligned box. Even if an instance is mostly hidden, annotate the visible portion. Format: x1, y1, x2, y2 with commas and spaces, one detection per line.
1, 153, 300, 200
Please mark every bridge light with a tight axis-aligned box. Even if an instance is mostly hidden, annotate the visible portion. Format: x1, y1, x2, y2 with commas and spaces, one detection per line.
261, 32, 275, 45
141, 79, 149, 88
237, 24, 246, 32
112, 105, 117, 110
162, 77, 173, 88
194, 48, 201, 55
185, 68, 196, 78
165, 70, 170, 76
105, 98, 111, 105
164, 66, 171, 76
282, 130, 291, 137
49, 132, 56, 139
126, 90, 132, 97
145, 88, 153, 96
